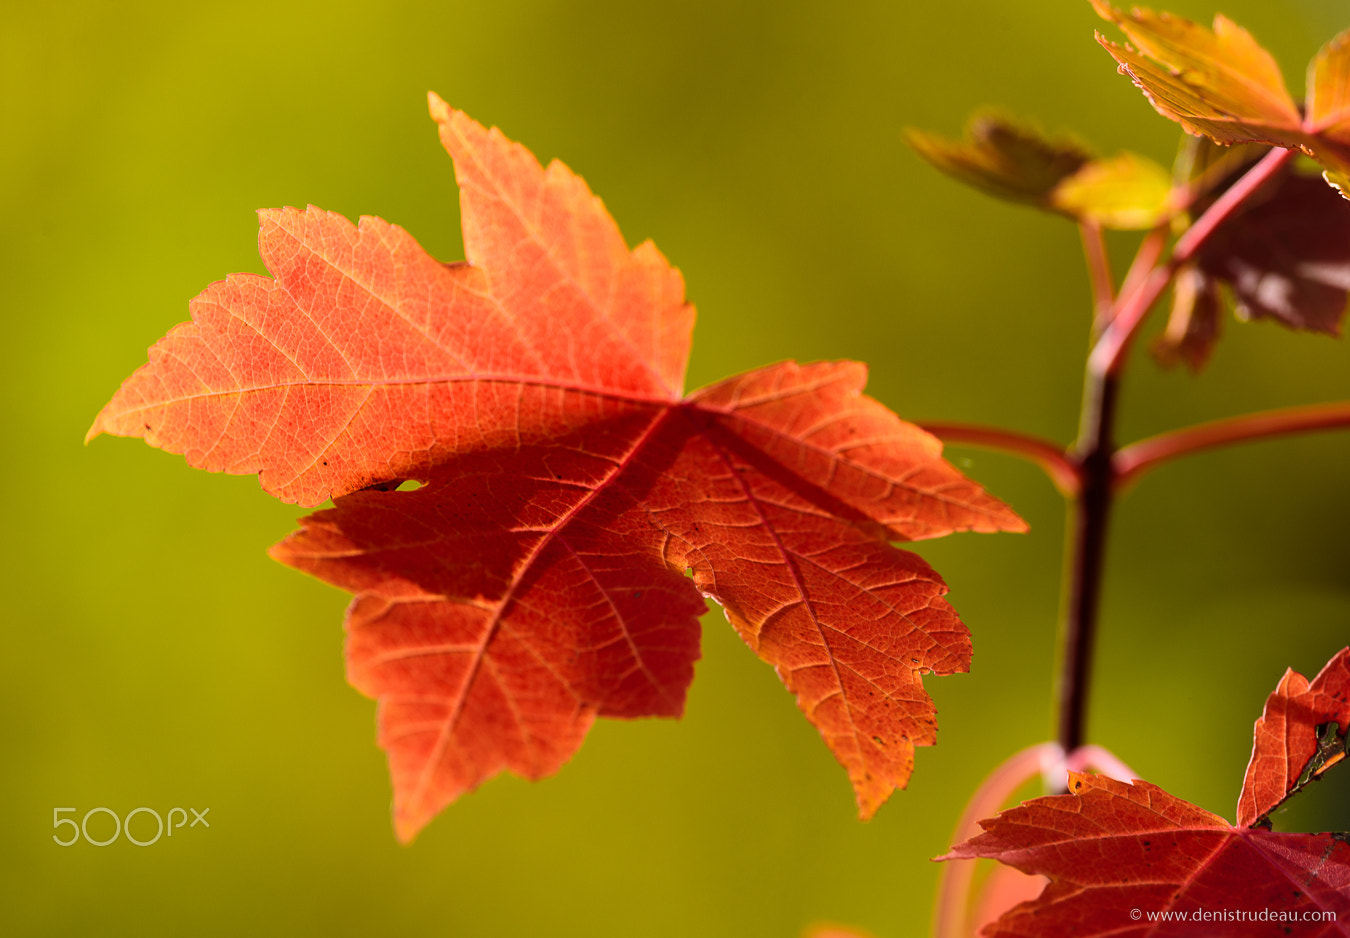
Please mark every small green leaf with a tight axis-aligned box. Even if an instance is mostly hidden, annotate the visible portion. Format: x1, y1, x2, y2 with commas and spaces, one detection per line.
904, 113, 1091, 206
1325, 168, 1350, 198
1051, 151, 1173, 229
906, 113, 1172, 228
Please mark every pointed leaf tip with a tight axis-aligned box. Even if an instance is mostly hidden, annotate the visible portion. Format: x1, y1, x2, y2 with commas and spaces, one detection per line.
1238, 647, 1350, 827
426, 90, 448, 117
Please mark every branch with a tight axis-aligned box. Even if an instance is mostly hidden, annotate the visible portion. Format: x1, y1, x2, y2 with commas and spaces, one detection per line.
1114, 225, 1167, 323
1115, 401, 1350, 488
920, 422, 1079, 496
1056, 368, 1118, 755
1088, 147, 1296, 377
1053, 147, 1300, 756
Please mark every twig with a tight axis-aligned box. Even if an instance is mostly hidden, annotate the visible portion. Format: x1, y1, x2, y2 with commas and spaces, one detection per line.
920, 422, 1079, 496
1115, 401, 1350, 488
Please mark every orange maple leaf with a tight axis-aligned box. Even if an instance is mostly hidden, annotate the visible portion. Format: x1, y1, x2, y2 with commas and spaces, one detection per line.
90, 95, 1025, 841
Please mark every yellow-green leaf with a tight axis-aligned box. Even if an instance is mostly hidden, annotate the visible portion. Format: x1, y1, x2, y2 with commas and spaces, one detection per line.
1051, 151, 1173, 229
906, 113, 1172, 228
1306, 28, 1350, 178
904, 113, 1092, 206
1325, 168, 1350, 197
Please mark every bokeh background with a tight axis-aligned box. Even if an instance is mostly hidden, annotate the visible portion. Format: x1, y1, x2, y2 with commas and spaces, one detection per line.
4, 1, 1348, 935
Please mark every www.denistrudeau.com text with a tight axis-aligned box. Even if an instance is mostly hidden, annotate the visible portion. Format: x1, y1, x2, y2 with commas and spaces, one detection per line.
1130, 908, 1337, 924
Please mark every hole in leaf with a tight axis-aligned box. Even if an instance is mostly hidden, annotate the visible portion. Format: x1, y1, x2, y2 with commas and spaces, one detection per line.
396, 479, 424, 492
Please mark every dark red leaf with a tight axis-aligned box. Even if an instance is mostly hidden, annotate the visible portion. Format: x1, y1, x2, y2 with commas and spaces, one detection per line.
1154, 145, 1350, 367
943, 772, 1350, 938
1238, 648, 1350, 828
1195, 170, 1350, 335
1154, 263, 1222, 371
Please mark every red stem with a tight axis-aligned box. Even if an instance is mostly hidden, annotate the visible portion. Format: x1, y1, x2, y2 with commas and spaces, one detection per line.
1054, 147, 1297, 758
1088, 147, 1295, 377
920, 423, 1079, 496
1171, 147, 1294, 262
1079, 221, 1114, 332
1114, 401, 1350, 488
925, 149, 1328, 764
1064, 744, 1136, 782
1114, 225, 1166, 326
1057, 367, 1118, 757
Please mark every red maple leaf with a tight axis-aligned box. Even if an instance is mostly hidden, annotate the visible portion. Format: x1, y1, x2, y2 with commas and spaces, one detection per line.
943, 772, 1350, 937
88, 94, 1024, 841
943, 650, 1350, 937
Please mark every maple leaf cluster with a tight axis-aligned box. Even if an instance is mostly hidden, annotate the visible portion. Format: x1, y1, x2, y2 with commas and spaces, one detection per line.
911, 2, 1350, 372
1088, 0, 1350, 368
90, 93, 1024, 841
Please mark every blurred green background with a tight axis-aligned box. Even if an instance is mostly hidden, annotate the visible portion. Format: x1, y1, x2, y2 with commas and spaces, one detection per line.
4, 0, 1348, 935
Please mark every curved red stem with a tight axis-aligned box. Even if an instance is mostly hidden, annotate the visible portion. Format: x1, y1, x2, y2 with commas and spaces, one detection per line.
1115, 401, 1350, 488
